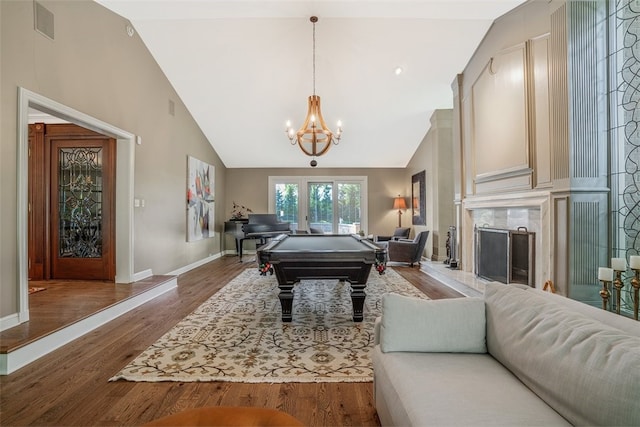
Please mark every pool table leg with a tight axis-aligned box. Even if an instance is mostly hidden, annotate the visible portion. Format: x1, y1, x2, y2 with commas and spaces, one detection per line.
350, 283, 366, 322
278, 283, 295, 322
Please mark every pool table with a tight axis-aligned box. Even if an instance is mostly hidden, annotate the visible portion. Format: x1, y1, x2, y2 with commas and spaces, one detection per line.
257, 233, 387, 322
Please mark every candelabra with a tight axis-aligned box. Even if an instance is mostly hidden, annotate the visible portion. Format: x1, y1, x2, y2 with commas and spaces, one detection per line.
612, 270, 625, 315
631, 266, 640, 321
611, 257, 626, 315
598, 267, 612, 311
604, 256, 640, 320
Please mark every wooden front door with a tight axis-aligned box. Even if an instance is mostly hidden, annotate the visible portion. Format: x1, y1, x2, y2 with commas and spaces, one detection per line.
28, 123, 116, 281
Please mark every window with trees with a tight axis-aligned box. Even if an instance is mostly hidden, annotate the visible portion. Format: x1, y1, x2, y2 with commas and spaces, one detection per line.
269, 176, 368, 235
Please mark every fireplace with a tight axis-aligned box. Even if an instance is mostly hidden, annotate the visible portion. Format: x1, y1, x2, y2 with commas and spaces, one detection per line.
475, 226, 535, 287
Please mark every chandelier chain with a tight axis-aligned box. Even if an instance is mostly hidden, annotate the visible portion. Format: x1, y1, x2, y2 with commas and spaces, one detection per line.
312, 19, 316, 96
284, 15, 342, 167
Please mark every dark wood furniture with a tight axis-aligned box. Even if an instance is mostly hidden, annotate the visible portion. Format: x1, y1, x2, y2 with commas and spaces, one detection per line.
224, 214, 290, 261
257, 234, 386, 322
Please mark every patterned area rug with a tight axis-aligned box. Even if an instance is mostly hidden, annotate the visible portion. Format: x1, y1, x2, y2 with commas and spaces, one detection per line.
110, 267, 427, 383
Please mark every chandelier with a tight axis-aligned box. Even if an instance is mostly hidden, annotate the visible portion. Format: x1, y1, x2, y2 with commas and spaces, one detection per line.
286, 16, 342, 167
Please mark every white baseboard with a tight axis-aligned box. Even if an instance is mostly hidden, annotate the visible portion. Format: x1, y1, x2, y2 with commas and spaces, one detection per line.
0, 277, 177, 375
0, 313, 20, 332
132, 269, 153, 282
168, 252, 223, 276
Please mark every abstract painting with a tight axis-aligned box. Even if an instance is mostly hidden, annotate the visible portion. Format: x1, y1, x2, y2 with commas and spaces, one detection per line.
187, 156, 215, 241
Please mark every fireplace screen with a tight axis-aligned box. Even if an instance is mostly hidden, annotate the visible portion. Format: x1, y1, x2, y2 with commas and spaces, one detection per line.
475, 227, 535, 286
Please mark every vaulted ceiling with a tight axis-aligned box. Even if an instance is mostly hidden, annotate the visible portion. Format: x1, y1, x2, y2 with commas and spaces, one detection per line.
96, 0, 526, 168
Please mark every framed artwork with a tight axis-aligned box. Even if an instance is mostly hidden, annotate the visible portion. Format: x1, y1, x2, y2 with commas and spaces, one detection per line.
412, 170, 426, 225
187, 156, 215, 241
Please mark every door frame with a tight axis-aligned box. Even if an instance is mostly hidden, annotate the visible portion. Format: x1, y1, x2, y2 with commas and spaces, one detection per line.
16, 87, 136, 325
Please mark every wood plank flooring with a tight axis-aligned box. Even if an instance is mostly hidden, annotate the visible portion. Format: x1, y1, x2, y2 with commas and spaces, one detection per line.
0, 256, 463, 426
1, 276, 174, 353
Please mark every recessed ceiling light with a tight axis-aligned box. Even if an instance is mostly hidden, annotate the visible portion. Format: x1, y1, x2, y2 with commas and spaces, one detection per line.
394, 67, 403, 75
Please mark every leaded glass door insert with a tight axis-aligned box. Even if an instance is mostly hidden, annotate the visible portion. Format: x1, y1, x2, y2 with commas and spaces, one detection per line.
50, 138, 115, 280
58, 146, 103, 258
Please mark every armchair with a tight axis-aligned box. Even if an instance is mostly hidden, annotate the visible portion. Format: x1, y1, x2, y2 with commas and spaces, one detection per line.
387, 231, 430, 267
375, 227, 411, 243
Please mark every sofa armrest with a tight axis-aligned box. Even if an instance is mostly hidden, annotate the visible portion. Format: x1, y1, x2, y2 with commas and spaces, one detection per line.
379, 293, 487, 354
374, 316, 382, 346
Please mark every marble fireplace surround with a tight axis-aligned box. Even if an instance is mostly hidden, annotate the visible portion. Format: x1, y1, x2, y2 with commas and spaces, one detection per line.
461, 191, 551, 290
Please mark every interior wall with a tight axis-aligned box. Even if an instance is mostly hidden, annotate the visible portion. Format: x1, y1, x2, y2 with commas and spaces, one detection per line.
223, 167, 406, 251
406, 109, 455, 261
0, 0, 224, 318
455, 0, 553, 287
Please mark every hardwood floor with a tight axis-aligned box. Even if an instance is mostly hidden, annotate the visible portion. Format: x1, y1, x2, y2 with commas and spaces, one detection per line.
1, 276, 174, 353
0, 256, 463, 426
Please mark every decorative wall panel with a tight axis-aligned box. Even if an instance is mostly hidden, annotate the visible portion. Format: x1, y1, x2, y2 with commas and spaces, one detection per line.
568, 1, 603, 179
472, 45, 530, 190
530, 34, 553, 188
572, 201, 600, 286
553, 196, 569, 297
550, 4, 570, 181
570, 195, 609, 303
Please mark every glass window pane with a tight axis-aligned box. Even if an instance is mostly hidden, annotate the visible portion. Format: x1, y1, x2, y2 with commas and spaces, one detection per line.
338, 183, 362, 235
275, 183, 298, 230
308, 182, 333, 233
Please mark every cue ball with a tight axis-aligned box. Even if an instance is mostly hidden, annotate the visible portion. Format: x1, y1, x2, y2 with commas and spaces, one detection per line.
310, 159, 317, 167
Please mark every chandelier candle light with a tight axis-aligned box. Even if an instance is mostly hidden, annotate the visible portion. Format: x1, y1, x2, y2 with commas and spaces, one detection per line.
286, 16, 343, 167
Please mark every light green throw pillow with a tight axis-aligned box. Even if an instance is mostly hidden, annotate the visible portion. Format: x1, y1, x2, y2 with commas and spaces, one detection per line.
380, 293, 487, 353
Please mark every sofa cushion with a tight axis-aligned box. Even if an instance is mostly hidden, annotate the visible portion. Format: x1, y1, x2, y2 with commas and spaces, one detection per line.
372, 347, 571, 426
380, 293, 486, 353
485, 283, 640, 426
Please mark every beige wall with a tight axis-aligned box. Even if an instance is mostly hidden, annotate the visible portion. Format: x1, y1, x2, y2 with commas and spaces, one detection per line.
1, 0, 224, 318
407, 110, 455, 261
223, 167, 407, 251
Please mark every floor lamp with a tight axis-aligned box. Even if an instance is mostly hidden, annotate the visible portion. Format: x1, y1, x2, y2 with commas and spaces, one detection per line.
393, 195, 407, 228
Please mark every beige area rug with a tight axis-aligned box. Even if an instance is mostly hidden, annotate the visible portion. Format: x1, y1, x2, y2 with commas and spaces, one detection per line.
110, 267, 427, 383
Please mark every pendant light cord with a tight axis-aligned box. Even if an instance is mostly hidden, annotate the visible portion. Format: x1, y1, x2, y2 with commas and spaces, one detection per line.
312, 18, 316, 96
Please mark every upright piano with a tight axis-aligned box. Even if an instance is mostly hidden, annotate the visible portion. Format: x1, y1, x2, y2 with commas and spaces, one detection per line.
224, 214, 291, 261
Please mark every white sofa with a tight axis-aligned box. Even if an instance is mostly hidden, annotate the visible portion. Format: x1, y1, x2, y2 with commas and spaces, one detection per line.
372, 282, 640, 426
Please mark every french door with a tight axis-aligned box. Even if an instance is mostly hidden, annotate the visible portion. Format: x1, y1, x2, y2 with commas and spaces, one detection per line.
270, 176, 367, 235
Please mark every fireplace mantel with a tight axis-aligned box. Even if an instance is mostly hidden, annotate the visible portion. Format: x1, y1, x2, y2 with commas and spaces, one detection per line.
459, 190, 551, 290
462, 190, 550, 211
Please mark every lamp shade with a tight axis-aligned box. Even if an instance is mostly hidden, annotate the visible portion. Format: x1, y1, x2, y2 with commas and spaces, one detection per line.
393, 197, 407, 210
